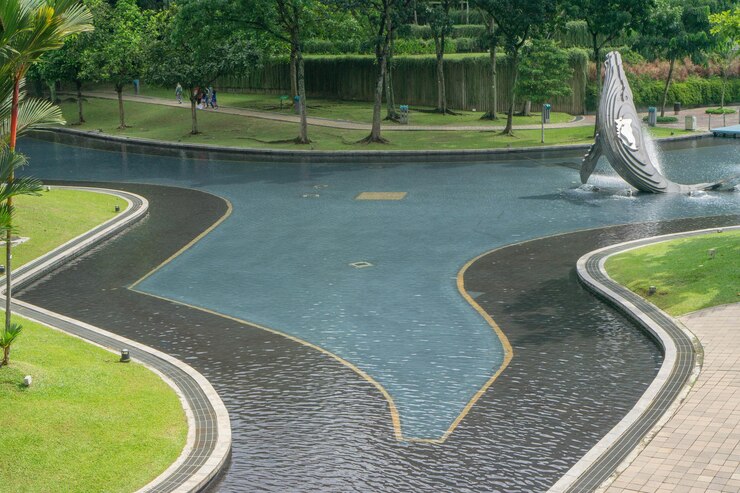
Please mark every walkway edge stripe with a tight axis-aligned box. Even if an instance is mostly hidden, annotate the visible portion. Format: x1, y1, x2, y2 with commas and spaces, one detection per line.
2, 186, 231, 493
549, 224, 739, 493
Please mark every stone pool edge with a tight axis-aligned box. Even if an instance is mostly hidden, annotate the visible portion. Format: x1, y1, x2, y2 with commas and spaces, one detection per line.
1, 186, 232, 493
32, 126, 713, 160
550, 224, 740, 493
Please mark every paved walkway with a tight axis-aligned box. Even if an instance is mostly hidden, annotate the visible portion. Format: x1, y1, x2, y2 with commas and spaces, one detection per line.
74, 91, 739, 134
75, 90, 594, 131
606, 303, 740, 493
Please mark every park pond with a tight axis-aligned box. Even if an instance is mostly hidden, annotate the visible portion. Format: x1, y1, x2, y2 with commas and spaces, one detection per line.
17, 134, 740, 492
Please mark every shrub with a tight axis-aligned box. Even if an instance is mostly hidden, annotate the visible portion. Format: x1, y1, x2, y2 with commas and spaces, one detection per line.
454, 37, 484, 53
453, 24, 487, 39
705, 107, 737, 114
449, 8, 485, 24
641, 116, 679, 123
587, 75, 740, 111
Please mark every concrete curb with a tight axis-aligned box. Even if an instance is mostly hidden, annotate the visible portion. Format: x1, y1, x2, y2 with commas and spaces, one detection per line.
1, 186, 231, 493
550, 224, 740, 493
31, 125, 714, 161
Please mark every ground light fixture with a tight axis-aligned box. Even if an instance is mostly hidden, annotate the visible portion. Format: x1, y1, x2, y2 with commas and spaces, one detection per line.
120, 349, 131, 362
648, 286, 657, 296
114, 205, 120, 212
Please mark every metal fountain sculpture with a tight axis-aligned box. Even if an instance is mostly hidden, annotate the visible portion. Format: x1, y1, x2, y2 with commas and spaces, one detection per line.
581, 51, 727, 194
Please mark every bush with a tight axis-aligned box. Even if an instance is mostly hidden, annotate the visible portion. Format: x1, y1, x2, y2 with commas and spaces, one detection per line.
449, 8, 485, 25
454, 37, 484, 53
453, 24, 487, 39
407, 24, 433, 39
304, 38, 360, 55
641, 116, 679, 123
705, 107, 737, 114
588, 75, 740, 111
394, 38, 457, 55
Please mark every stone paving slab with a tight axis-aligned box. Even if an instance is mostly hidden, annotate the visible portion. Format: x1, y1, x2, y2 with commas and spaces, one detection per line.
605, 303, 740, 493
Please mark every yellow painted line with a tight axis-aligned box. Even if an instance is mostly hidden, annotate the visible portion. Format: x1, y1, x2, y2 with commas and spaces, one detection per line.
129, 198, 234, 290
127, 193, 515, 443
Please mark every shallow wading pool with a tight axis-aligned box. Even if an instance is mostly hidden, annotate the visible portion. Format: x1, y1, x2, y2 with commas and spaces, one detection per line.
17, 134, 740, 491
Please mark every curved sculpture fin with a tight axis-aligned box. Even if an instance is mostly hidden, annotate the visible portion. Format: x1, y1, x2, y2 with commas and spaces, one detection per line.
585, 51, 730, 194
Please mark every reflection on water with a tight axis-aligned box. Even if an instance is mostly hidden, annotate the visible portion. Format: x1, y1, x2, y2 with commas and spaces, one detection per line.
16, 134, 740, 491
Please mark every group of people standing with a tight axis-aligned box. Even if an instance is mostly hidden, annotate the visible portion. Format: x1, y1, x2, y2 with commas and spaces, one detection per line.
175, 83, 218, 109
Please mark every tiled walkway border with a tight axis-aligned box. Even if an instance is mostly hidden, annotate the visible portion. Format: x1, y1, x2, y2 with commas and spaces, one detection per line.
550, 224, 740, 493
1, 186, 231, 493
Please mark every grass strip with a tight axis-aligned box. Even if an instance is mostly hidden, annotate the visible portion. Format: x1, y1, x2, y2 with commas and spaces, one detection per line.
1, 189, 187, 492
605, 230, 740, 316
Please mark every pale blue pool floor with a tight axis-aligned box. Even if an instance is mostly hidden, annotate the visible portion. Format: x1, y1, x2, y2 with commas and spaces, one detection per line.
21, 136, 740, 440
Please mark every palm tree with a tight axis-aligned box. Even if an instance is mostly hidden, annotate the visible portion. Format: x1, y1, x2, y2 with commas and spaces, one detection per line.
0, 0, 92, 364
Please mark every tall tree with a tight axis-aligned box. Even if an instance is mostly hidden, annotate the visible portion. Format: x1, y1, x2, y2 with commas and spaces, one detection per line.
421, 0, 453, 114
638, 0, 713, 117
0, 0, 92, 362
709, 6, 740, 108
565, 0, 655, 133
338, 0, 413, 143
516, 38, 573, 108
237, 0, 318, 144
475, 7, 500, 120
84, 0, 145, 129
145, 3, 259, 135
476, 0, 557, 135
34, 24, 96, 124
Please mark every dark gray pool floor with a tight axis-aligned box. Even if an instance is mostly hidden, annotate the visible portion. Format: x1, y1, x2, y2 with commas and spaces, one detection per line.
16, 180, 738, 492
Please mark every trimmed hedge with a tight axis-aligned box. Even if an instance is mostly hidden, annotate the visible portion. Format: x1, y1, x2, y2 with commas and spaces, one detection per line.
449, 8, 486, 25
586, 76, 740, 111
404, 24, 486, 40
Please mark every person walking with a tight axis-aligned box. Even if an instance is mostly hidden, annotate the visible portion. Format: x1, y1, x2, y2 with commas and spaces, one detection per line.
175, 83, 183, 104
211, 88, 218, 109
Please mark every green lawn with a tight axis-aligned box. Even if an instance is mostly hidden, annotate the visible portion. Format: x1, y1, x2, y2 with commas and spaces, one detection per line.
0, 190, 187, 492
59, 97, 693, 151
605, 230, 740, 316
81, 85, 575, 126
12, 189, 127, 268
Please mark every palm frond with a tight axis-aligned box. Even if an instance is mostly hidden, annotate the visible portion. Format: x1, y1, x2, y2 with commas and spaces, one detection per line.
0, 323, 23, 348
15, 96, 65, 135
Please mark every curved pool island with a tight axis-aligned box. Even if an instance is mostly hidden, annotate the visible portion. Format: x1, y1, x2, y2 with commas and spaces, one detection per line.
16, 133, 739, 492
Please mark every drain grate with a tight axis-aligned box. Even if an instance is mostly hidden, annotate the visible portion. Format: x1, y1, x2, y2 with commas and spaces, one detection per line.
349, 261, 373, 269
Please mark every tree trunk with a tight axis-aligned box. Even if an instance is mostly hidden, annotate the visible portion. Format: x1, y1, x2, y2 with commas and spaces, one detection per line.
503, 50, 519, 135
48, 82, 57, 104
76, 80, 85, 124
435, 36, 447, 114
190, 93, 198, 134
296, 49, 309, 144
6, 78, 20, 333
481, 18, 497, 120
2, 346, 9, 366
660, 57, 675, 118
290, 47, 298, 100
384, 23, 398, 121
520, 100, 531, 116
116, 85, 126, 129
367, 55, 388, 143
